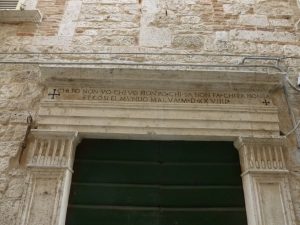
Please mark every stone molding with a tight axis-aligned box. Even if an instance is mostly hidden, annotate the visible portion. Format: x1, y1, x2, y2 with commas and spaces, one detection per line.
37, 67, 283, 139
25, 67, 295, 225
18, 169, 65, 225
39, 66, 283, 87
26, 130, 79, 170
18, 129, 80, 225
235, 136, 296, 225
234, 136, 288, 174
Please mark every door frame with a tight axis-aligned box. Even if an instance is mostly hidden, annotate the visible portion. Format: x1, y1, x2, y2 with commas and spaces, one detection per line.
17, 67, 296, 225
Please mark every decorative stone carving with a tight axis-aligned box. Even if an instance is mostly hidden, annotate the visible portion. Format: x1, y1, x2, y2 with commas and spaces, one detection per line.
234, 137, 296, 225
235, 137, 288, 174
18, 130, 79, 225
27, 130, 79, 169
37, 67, 282, 140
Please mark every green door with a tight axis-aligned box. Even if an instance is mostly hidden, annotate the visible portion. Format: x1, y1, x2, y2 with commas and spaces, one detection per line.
66, 140, 247, 225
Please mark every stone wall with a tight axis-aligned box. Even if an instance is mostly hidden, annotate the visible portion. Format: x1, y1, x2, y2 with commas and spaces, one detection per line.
0, 0, 300, 225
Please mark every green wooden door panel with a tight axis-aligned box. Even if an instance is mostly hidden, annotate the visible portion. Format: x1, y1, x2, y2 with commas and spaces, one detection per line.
161, 210, 247, 225
69, 183, 160, 206
158, 142, 239, 163
159, 164, 241, 185
74, 139, 160, 161
66, 140, 247, 225
67, 207, 247, 225
159, 186, 245, 207
67, 206, 160, 225
73, 161, 240, 185
69, 183, 244, 207
72, 161, 160, 184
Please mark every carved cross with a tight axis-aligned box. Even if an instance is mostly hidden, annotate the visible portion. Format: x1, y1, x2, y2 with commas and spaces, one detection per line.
262, 99, 270, 106
48, 89, 60, 99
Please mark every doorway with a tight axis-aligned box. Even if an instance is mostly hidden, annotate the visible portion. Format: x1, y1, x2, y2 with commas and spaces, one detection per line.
66, 139, 247, 225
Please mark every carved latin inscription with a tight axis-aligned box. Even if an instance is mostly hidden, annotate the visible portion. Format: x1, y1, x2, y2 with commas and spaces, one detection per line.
46, 87, 272, 106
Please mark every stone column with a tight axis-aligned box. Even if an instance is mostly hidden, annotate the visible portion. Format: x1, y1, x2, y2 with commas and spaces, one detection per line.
234, 137, 296, 225
17, 130, 80, 225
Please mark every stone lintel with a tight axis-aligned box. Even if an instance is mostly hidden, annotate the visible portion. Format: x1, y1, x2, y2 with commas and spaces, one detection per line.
39, 66, 283, 88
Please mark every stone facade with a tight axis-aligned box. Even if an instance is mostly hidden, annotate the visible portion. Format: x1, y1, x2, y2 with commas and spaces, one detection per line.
0, 0, 300, 225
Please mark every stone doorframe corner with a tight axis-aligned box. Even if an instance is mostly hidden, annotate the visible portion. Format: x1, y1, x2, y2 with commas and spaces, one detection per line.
17, 129, 80, 225
234, 136, 296, 225
17, 128, 297, 225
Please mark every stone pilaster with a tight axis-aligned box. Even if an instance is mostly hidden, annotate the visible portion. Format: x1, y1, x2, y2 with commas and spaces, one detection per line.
18, 130, 80, 225
234, 137, 296, 225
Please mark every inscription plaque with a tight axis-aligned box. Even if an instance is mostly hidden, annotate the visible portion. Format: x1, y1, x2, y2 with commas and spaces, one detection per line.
46, 87, 272, 106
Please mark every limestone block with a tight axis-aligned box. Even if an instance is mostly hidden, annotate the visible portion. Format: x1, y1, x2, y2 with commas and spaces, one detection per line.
85, 0, 136, 3
256, 43, 284, 55
223, 3, 252, 15
180, 15, 201, 24
72, 36, 94, 45
32, 36, 73, 46
142, 0, 159, 13
5, 178, 25, 198
76, 21, 138, 29
0, 157, 10, 172
230, 30, 297, 42
172, 35, 204, 49
0, 112, 11, 124
10, 112, 31, 124
284, 45, 300, 56
184, 0, 198, 4
9, 70, 39, 83
269, 19, 293, 27
58, 0, 82, 37
0, 84, 23, 99
164, 0, 189, 11
22, 83, 42, 102
12, 125, 28, 141
0, 199, 20, 225
0, 177, 7, 194
215, 31, 229, 42
238, 14, 269, 27
240, 0, 255, 4
255, 1, 294, 16
0, 125, 27, 142
0, 126, 6, 139
0, 141, 21, 158
95, 36, 137, 46
140, 27, 172, 47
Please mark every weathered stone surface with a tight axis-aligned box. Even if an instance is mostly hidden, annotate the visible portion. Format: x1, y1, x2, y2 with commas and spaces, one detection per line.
238, 15, 269, 27
0, 0, 300, 224
5, 178, 24, 198
0, 142, 21, 158
172, 35, 204, 49
0, 199, 20, 225
0, 157, 10, 173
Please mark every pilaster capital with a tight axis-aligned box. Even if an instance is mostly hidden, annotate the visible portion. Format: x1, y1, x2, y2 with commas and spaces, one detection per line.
26, 129, 80, 170
234, 136, 288, 174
